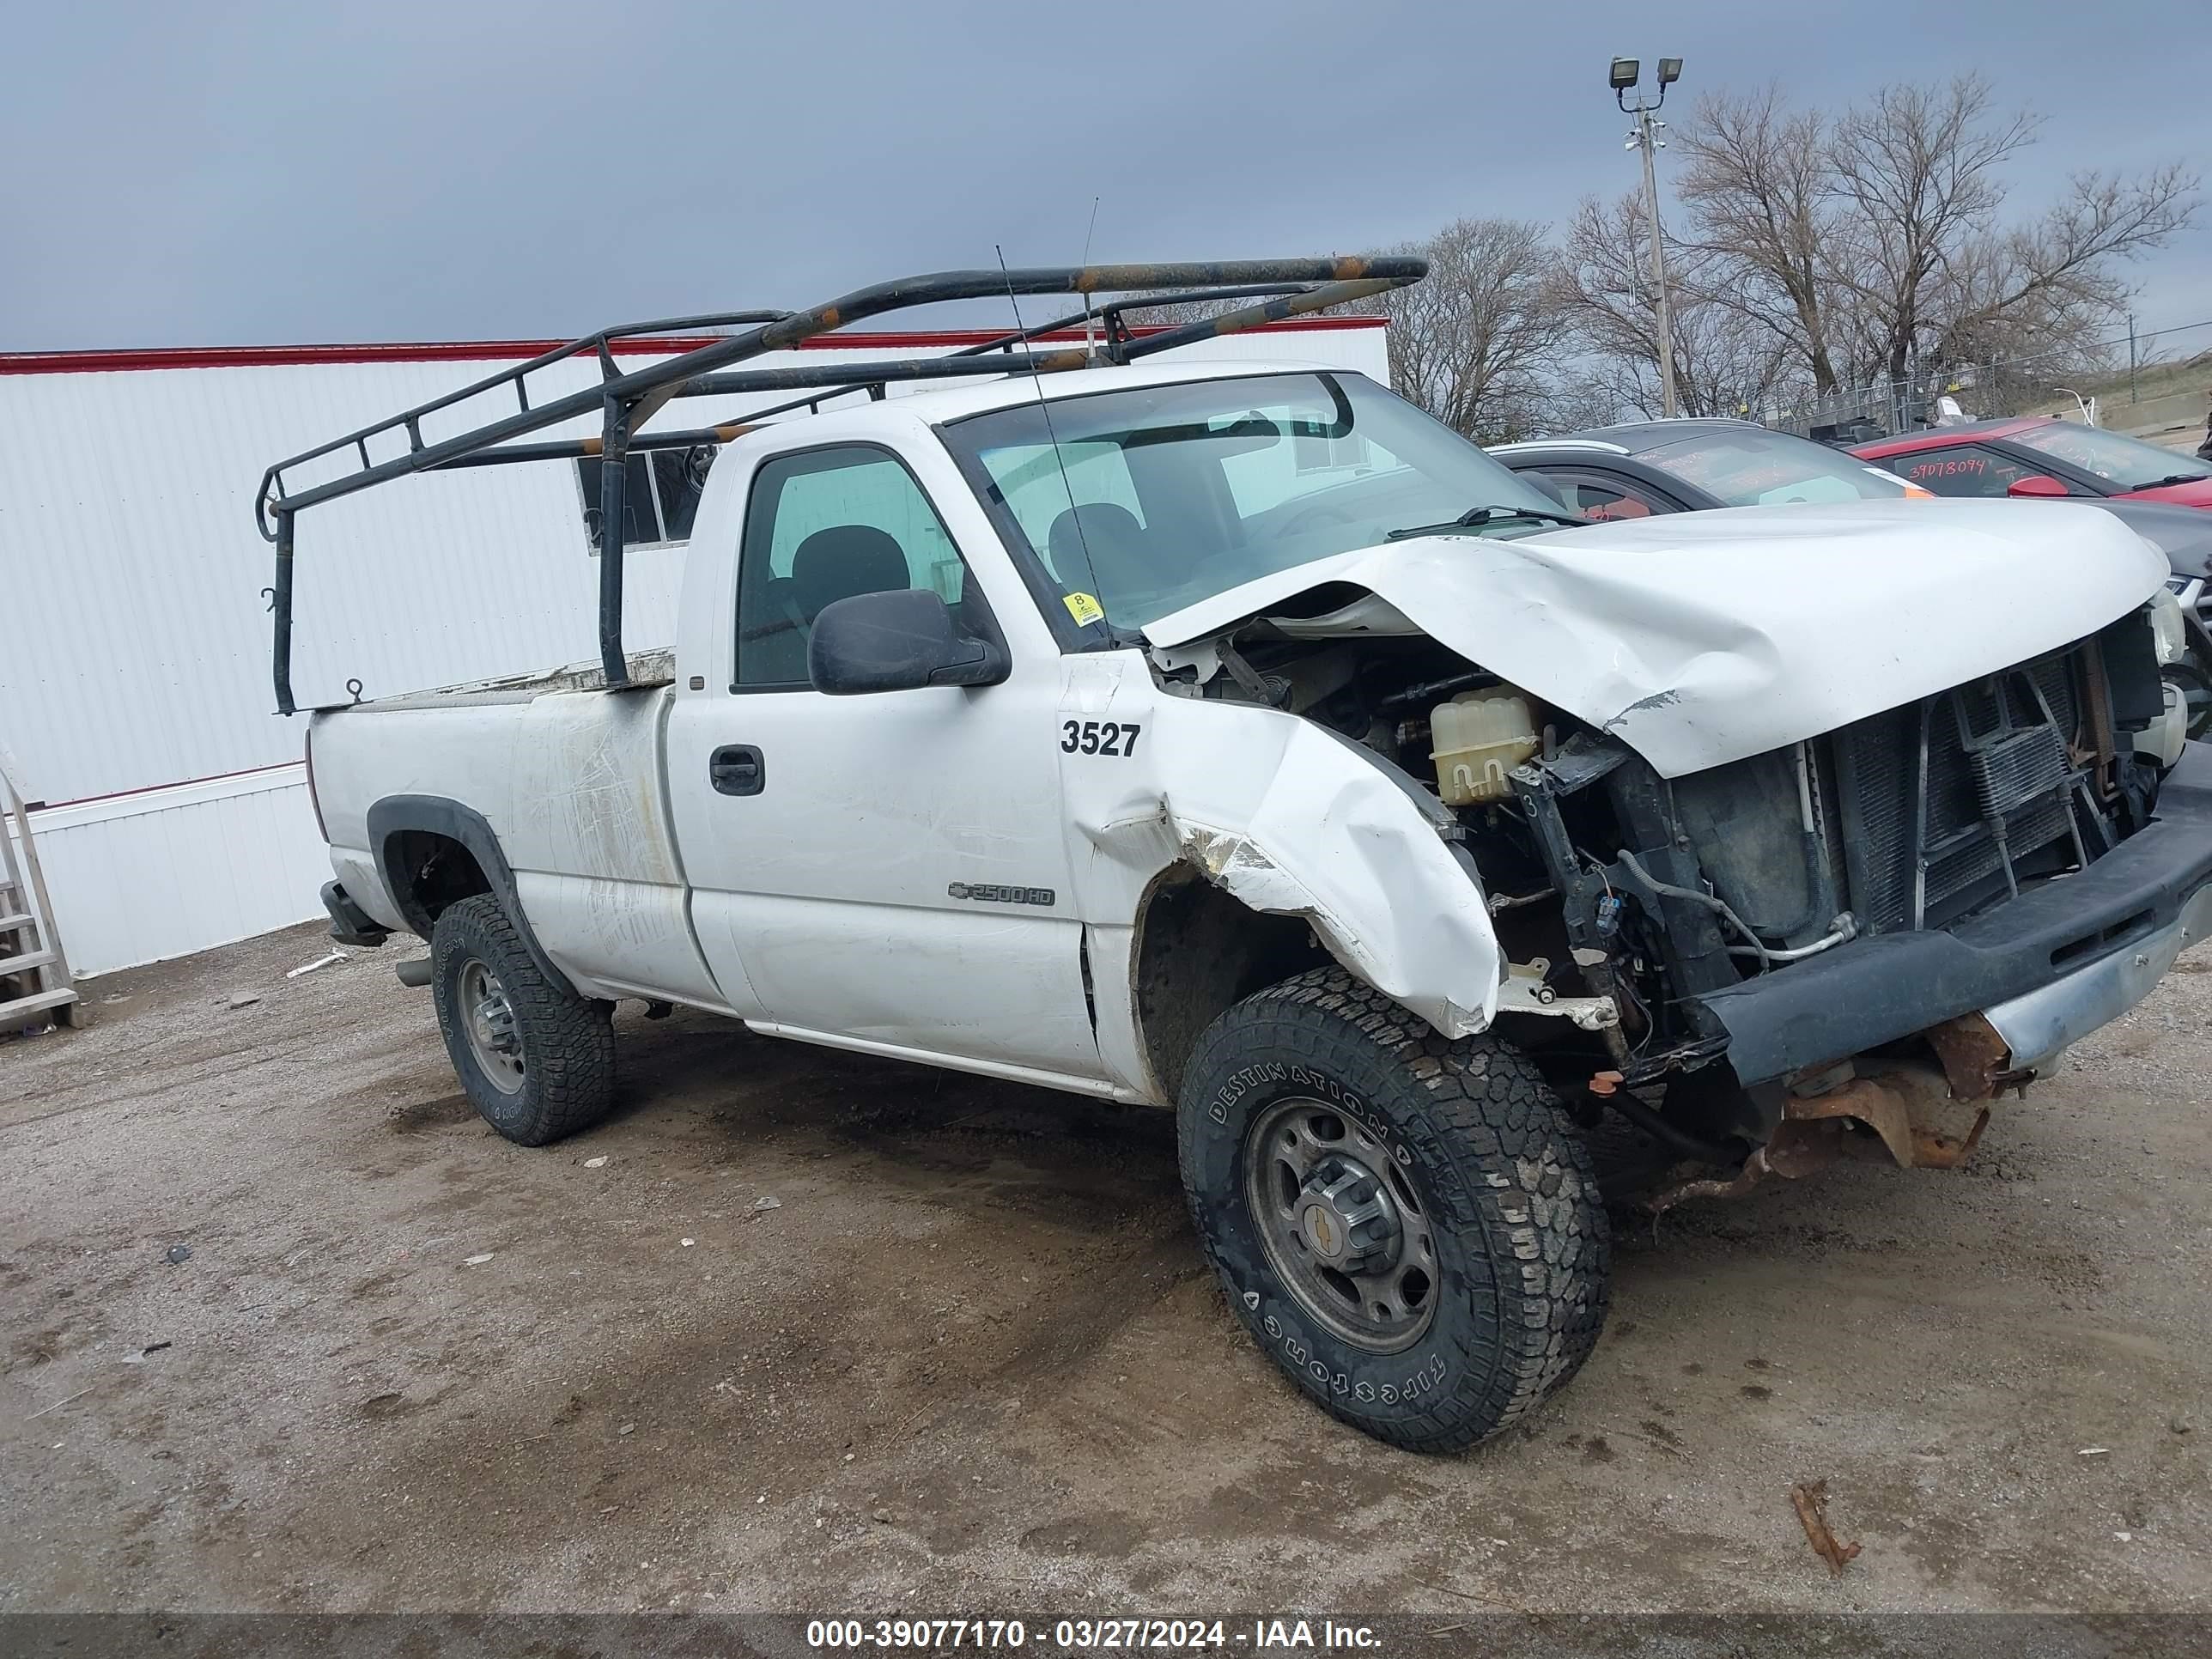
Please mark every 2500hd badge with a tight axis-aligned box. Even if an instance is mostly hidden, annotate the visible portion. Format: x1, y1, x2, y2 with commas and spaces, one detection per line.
946, 883, 1056, 907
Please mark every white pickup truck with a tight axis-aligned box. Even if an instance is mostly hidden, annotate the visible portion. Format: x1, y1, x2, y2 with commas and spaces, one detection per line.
268, 263, 2212, 1451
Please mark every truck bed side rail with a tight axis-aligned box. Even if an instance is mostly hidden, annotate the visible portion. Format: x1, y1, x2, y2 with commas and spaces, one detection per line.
255, 258, 1425, 714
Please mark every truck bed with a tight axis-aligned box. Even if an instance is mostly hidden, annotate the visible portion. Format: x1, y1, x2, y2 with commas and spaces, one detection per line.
346, 648, 677, 714
308, 647, 726, 1010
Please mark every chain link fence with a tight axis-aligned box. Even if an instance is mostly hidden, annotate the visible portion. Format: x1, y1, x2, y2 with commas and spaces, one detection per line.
1752, 319, 2212, 442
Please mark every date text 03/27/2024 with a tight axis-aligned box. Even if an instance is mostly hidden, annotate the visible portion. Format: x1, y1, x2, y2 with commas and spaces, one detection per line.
805, 1619, 1382, 1650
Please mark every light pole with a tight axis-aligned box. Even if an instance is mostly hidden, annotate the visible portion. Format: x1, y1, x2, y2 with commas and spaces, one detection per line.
1612, 55, 1682, 419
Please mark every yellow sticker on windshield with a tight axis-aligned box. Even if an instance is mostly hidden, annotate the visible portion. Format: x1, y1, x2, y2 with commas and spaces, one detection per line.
1063, 592, 1106, 627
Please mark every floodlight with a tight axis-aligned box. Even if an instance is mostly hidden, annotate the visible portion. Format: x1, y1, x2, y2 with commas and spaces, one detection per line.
1609, 58, 1639, 91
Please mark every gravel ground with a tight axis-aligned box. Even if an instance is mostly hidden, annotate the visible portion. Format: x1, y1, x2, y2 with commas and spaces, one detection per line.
2, 921, 2208, 1616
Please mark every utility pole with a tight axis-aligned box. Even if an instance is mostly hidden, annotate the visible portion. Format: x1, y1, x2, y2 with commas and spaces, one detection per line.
2128, 313, 2138, 404
1635, 106, 1679, 419
1613, 56, 1682, 419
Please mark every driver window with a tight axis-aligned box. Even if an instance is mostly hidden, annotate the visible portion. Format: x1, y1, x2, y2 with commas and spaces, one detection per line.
735, 447, 968, 687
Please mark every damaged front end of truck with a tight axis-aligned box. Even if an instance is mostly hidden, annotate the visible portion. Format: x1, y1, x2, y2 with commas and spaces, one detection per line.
1136, 504, 2212, 1206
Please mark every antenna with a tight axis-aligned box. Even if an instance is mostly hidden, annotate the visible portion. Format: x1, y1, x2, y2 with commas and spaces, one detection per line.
1080, 197, 1102, 357
994, 243, 1108, 633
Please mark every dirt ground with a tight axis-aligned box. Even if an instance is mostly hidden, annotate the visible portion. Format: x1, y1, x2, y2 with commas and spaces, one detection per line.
3, 920, 2209, 1618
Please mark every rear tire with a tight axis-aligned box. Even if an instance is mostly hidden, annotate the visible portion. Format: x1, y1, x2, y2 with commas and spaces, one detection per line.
430, 894, 615, 1146
1177, 967, 1609, 1452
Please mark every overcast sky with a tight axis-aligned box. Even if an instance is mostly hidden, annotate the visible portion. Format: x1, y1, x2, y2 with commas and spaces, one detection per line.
7, 0, 2208, 353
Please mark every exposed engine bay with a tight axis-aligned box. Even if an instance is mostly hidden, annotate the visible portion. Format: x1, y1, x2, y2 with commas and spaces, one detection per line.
1147, 589, 2194, 1168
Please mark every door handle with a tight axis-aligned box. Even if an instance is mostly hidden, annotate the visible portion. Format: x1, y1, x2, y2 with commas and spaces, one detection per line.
710, 744, 765, 796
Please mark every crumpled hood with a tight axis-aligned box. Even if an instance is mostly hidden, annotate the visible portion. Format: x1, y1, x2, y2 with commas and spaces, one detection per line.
1144, 498, 2166, 778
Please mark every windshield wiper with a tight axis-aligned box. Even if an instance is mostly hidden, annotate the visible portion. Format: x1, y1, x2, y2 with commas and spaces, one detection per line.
1385, 504, 1587, 540
2136, 472, 2209, 491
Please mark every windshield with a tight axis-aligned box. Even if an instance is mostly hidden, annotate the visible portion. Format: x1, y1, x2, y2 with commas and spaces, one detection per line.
2008, 422, 2212, 491
1641, 426, 1914, 507
939, 372, 1567, 630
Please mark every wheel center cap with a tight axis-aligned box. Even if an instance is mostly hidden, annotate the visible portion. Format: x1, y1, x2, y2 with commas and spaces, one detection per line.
1296, 1158, 1400, 1274
474, 992, 520, 1056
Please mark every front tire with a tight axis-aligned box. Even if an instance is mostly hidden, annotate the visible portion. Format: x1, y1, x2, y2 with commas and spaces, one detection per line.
1178, 968, 1609, 1452
430, 894, 615, 1146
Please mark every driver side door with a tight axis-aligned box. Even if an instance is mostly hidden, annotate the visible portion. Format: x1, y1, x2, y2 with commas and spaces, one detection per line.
664, 441, 1106, 1084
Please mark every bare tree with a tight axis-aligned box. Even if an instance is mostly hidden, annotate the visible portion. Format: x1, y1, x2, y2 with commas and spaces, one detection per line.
1828, 76, 2041, 383
1349, 218, 1574, 441
1664, 74, 2197, 403
1553, 193, 1796, 421
1552, 195, 1666, 407
1931, 162, 2201, 369
1541, 374, 1634, 434
1121, 224, 1571, 439
1150, 74, 2197, 441
1674, 85, 1850, 393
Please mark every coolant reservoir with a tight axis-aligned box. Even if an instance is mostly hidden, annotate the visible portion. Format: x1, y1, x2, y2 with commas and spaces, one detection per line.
1431, 686, 1539, 805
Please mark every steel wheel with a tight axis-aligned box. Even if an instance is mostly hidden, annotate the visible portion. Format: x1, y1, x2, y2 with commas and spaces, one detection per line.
1242, 1096, 1437, 1354
429, 895, 614, 1147
457, 957, 526, 1095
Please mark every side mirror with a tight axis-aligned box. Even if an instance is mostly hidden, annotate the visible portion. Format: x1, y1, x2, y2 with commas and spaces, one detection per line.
2007, 474, 2070, 499
807, 587, 1009, 696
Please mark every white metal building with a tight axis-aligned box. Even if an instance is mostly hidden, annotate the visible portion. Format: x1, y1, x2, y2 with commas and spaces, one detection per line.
0, 317, 1389, 974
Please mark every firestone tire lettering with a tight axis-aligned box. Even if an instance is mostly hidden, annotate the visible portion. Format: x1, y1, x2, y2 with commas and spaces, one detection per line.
1175, 966, 1611, 1453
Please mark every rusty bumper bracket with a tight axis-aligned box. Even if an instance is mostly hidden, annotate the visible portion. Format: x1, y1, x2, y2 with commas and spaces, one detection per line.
1923, 1012, 2035, 1101
1650, 1037, 2007, 1215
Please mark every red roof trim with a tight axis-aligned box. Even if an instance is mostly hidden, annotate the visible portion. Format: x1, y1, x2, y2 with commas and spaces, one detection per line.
0, 316, 1386, 377
30, 758, 301, 814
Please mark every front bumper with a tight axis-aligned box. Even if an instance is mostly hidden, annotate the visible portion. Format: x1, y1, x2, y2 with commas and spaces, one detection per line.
1984, 882, 2212, 1071
1696, 742, 2212, 1086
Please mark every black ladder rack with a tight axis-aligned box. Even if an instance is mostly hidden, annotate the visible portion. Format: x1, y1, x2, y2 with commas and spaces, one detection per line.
255, 257, 1425, 714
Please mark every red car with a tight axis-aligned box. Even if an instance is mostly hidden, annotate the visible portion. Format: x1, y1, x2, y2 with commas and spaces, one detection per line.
1851, 417, 2212, 509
